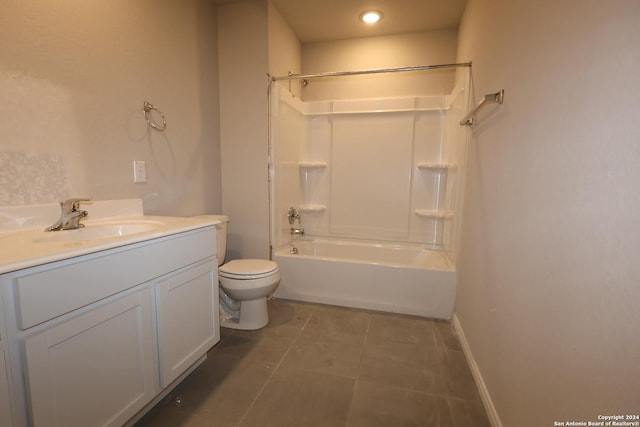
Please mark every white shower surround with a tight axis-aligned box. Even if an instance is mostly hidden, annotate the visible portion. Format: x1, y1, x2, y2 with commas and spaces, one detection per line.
269, 71, 469, 319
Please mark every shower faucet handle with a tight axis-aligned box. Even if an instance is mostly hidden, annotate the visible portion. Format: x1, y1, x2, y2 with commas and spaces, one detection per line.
287, 207, 300, 225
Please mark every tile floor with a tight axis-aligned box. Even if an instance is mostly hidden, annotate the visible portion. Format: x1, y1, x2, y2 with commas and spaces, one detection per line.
135, 299, 491, 427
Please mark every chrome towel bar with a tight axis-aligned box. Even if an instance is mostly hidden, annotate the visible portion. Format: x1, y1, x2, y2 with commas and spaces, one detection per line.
460, 89, 504, 128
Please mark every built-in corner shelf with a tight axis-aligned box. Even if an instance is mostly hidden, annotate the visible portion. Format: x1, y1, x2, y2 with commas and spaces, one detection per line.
414, 209, 454, 219
298, 162, 327, 214
298, 162, 327, 170
299, 204, 326, 213
416, 162, 450, 171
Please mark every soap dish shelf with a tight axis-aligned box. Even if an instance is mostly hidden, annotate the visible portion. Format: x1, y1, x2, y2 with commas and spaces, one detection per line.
298, 162, 327, 169
414, 210, 454, 219
298, 205, 326, 213
416, 163, 450, 171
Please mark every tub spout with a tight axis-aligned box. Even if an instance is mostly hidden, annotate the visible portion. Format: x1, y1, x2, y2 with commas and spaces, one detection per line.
290, 227, 305, 235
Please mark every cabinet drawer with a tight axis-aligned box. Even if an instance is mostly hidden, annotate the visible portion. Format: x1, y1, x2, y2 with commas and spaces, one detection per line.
13, 227, 215, 330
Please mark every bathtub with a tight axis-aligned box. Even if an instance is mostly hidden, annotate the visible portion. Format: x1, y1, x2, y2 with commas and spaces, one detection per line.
272, 237, 456, 319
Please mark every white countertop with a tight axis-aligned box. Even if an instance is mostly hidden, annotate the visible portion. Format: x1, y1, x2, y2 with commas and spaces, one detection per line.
0, 199, 222, 274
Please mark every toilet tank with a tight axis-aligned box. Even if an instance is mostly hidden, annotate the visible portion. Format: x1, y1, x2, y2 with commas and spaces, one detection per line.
194, 215, 228, 266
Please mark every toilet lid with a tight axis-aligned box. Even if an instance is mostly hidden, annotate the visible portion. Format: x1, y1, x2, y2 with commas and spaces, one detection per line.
219, 259, 279, 280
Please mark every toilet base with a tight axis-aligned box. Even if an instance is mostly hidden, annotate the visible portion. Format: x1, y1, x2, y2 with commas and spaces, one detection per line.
220, 297, 269, 330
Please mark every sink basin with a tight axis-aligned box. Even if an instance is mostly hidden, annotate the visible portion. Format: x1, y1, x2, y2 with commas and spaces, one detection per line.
0, 209, 221, 275
33, 221, 162, 243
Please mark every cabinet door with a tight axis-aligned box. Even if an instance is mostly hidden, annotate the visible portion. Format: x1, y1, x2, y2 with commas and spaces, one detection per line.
0, 347, 13, 427
24, 288, 156, 427
156, 259, 219, 387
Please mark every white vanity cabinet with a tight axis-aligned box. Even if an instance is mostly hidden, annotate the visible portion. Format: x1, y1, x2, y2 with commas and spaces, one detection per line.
0, 330, 14, 427
156, 259, 219, 387
0, 226, 219, 427
24, 288, 156, 427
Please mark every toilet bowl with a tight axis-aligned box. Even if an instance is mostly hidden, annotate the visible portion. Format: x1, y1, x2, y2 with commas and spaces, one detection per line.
219, 259, 280, 330
197, 215, 280, 330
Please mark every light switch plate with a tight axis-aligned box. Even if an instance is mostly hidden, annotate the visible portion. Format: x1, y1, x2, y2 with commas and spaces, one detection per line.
133, 161, 146, 183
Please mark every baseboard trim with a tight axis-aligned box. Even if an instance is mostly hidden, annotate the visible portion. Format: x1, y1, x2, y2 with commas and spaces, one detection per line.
452, 314, 503, 427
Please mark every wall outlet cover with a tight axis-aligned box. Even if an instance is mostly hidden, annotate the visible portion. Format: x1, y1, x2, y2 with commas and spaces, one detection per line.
133, 160, 146, 183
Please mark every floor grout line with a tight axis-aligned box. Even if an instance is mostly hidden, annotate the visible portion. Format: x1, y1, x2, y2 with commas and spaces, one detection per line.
235, 303, 317, 427
343, 311, 372, 427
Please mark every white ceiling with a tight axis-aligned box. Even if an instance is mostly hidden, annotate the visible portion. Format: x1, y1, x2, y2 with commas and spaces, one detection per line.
270, 0, 468, 43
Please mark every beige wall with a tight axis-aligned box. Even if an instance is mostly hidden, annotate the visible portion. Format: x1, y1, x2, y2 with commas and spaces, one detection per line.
455, 0, 640, 425
218, 0, 301, 260
268, 2, 302, 98
218, 0, 270, 260
0, 0, 221, 216
301, 29, 458, 101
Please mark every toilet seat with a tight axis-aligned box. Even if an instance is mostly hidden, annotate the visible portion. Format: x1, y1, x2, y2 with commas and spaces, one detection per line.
219, 259, 279, 280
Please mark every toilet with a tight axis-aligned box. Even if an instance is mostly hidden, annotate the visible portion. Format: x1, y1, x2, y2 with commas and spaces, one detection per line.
208, 215, 280, 330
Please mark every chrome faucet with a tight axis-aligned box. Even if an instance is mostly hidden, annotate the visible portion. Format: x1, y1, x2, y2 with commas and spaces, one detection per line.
287, 207, 304, 235
45, 198, 91, 231
290, 227, 305, 235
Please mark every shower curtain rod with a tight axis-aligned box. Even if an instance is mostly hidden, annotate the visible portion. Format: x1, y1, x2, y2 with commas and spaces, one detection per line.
270, 62, 471, 82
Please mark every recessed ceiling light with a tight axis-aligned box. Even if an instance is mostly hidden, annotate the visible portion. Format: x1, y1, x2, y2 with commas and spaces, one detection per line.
360, 10, 383, 24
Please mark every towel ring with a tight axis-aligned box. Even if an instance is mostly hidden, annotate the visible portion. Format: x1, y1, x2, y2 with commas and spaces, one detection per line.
143, 101, 167, 132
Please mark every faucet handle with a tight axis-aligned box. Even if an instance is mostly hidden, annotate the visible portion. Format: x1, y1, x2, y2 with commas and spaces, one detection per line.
287, 207, 300, 225
62, 198, 92, 212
